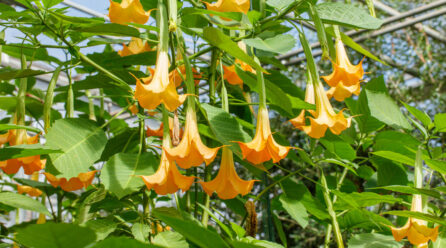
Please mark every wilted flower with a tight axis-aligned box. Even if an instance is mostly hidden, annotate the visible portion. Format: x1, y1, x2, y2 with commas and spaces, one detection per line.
391, 194, 439, 247
321, 39, 364, 101
118, 38, 153, 57
204, 0, 250, 20
140, 139, 194, 195
134, 51, 186, 111
290, 75, 351, 139
44, 171, 97, 192
237, 107, 291, 165
17, 185, 42, 197
108, 0, 152, 25
199, 147, 256, 199
164, 107, 220, 169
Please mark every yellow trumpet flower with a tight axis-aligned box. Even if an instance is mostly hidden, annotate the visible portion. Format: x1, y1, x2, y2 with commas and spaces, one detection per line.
199, 147, 256, 199
326, 82, 361, 102
118, 38, 153, 57
204, 0, 250, 19
108, 0, 152, 25
44, 171, 97, 192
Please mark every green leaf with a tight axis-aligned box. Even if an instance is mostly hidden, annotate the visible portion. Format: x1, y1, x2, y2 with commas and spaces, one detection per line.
434, 113, 446, 132
266, 0, 294, 10
0, 69, 46, 80
201, 103, 251, 155
384, 211, 446, 226
75, 23, 140, 37
279, 194, 309, 228
131, 223, 150, 243
183, 7, 243, 21
338, 209, 392, 230
46, 118, 107, 178
374, 185, 442, 199
153, 207, 230, 248
372, 151, 414, 165
0, 124, 41, 132
100, 153, 158, 199
0, 192, 50, 216
348, 233, 402, 248
364, 77, 412, 130
320, 134, 356, 161
333, 191, 402, 210
425, 159, 446, 175
0, 144, 62, 161
42, 0, 63, 8
84, 218, 117, 241
16, 223, 96, 248
316, 2, 384, 29
272, 213, 287, 247
202, 27, 264, 72
92, 237, 154, 248
433, 227, 446, 248
76, 187, 107, 225
371, 156, 408, 187
152, 231, 189, 248
243, 34, 295, 54
401, 102, 431, 127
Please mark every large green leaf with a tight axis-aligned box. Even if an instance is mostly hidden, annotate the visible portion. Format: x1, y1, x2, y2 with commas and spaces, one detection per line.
279, 195, 309, 228
266, 0, 294, 10
152, 231, 188, 248
0, 144, 62, 161
348, 233, 402, 248
202, 27, 264, 72
243, 34, 295, 54
374, 185, 442, 199
16, 223, 96, 248
338, 209, 392, 230
42, 0, 63, 8
93, 237, 158, 248
0, 69, 46, 80
74, 23, 140, 37
100, 153, 158, 198
364, 77, 412, 130
333, 191, 402, 210
201, 103, 251, 156
153, 207, 229, 248
425, 159, 446, 174
401, 102, 431, 127
46, 118, 107, 178
316, 2, 384, 29
372, 151, 414, 166
434, 113, 446, 132
0, 192, 51, 216
0, 124, 41, 132
84, 218, 117, 241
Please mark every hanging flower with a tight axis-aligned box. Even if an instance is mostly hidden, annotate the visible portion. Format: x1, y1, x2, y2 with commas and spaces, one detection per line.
108, 0, 152, 25
237, 107, 291, 165
199, 147, 256, 199
290, 76, 351, 139
146, 118, 183, 139
118, 38, 153, 57
17, 185, 42, 197
321, 39, 364, 88
204, 0, 250, 20
326, 82, 361, 102
0, 131, 45, 175
390, 194, 439, 247
223, 59, 254, 86
164, 107, 220, 169
140, 144, 194, 195
169, 65, 202, 87
134, 51, 186, 111
43, 171, 97, 192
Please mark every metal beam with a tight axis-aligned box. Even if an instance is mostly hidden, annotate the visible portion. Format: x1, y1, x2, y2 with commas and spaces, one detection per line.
283, 7, 446, 65
278, 0, 446, 61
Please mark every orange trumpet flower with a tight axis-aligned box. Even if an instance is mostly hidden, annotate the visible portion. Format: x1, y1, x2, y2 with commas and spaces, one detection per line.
0, 130, 45, 175
237, 107, 291, 165
164, 107, 220, 169
321, 39, 364, 88
290, 77, 351, 139
223, 59, 255, 86
326, 82, 361, 102
17, 185, 42, 197
169, 65, 202, 87
118, 38, 154, 57
43, 171, 97, 192
108, 0, 152, 25
140, 139, 194, 195
134, 51, 186, 111
199, 147, 256, 199
204, 0, 250, 19
390, 194, 439, 247
146, 118, 183, 139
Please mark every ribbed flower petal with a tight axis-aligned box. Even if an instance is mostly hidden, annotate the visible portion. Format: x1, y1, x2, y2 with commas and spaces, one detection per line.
326, 82, 361, 102
118, 38, 153, 57
44, 171, 97, 192
109, 0, 152, 25
204, 0, 250, 21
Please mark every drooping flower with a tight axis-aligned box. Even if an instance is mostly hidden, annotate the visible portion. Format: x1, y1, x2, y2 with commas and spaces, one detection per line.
390, 194, 439, 247
204, 0, 250, 19
134, 51, 186, 111
169, 65, 202, 87
237, 107, 291, 165
118, 38, 153, 57
326, 82, 361, 102
140, 139, 194, 195
164, 107, 220, 169
17, 185, 42, 197
199, 147, 256, 199
0, 130, 45, 175
146, 118, 183, 139
321, 39, 364, 88
223, 59, 255, 86
109, 0, 152, 25
290, 75, 351, 139
43, 171, 97, 192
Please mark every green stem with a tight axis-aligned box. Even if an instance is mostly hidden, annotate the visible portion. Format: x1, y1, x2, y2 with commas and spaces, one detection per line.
365, 0, 376, 17
85, 90, 96, 121
16, 54, 27, 127
99, 104, 131, 129
254, 57, 267, 109
321, 170, 344, 248
43, 66, 62, 133
99, 89, 104, 118
208, 48, 219, 105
